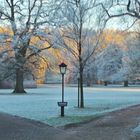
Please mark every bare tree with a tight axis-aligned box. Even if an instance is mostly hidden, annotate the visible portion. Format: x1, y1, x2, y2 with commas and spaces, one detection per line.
0, 0, 58, 93
100, 0, 140, 86
99, 0, 140, 25
96, 43, 123, 86
55, 0, 106, 108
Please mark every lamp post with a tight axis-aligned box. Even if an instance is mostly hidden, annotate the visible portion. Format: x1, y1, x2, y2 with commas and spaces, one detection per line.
58, 62, 67, 117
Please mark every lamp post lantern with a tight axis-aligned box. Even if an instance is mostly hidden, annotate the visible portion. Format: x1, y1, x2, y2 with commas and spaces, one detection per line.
58, 62, 67, 117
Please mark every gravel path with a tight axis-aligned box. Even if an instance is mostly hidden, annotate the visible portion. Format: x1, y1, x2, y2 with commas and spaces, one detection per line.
62, 105, 140, 140
1, 105, 140, 140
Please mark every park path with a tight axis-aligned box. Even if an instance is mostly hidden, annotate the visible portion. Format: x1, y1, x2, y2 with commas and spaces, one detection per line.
1, 105, 140, 140
0, 113, 80, 140
62, 104, 140, 140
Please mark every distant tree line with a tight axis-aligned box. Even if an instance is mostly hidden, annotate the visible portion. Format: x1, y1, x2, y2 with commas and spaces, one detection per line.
64, 30, 140, 87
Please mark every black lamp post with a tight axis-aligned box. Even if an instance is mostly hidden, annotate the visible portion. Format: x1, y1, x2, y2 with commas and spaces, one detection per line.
58, 62, 67, 117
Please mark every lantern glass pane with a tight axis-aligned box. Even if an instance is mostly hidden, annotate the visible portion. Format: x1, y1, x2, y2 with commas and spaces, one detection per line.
60, 67, 66, 74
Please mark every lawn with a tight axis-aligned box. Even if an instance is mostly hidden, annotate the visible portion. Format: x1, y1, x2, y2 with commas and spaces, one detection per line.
0, 85, 140, 126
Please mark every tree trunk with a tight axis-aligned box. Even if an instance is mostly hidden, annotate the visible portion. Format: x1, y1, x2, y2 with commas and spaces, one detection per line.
104, 81, 108, 86
79, 67, 84, 108
86, 72, 91, 87
13, 68, 26, 94
87, 81, 90, 87
124, 80, 128, 87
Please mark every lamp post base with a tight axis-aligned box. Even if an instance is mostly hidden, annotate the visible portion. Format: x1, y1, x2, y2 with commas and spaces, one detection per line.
61, 106, 64, 117
58, 102, 68, 117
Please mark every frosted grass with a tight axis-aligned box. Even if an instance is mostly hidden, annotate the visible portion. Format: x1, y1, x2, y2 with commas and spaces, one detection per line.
0, 85, 140, 126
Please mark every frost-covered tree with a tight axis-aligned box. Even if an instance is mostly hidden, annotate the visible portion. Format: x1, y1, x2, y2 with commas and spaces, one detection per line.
0, 0, 58, 93
54, 0, 107, 108
101, 0, 140, 86
102, 0, 140, 19
128, 36, 140, 81
61, 30, 99, 85
83, 60, 98, 86
96, 43, 123, 85
110, 33, 140, 86
112, 55, 131, 87
100, 0, 140, 30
